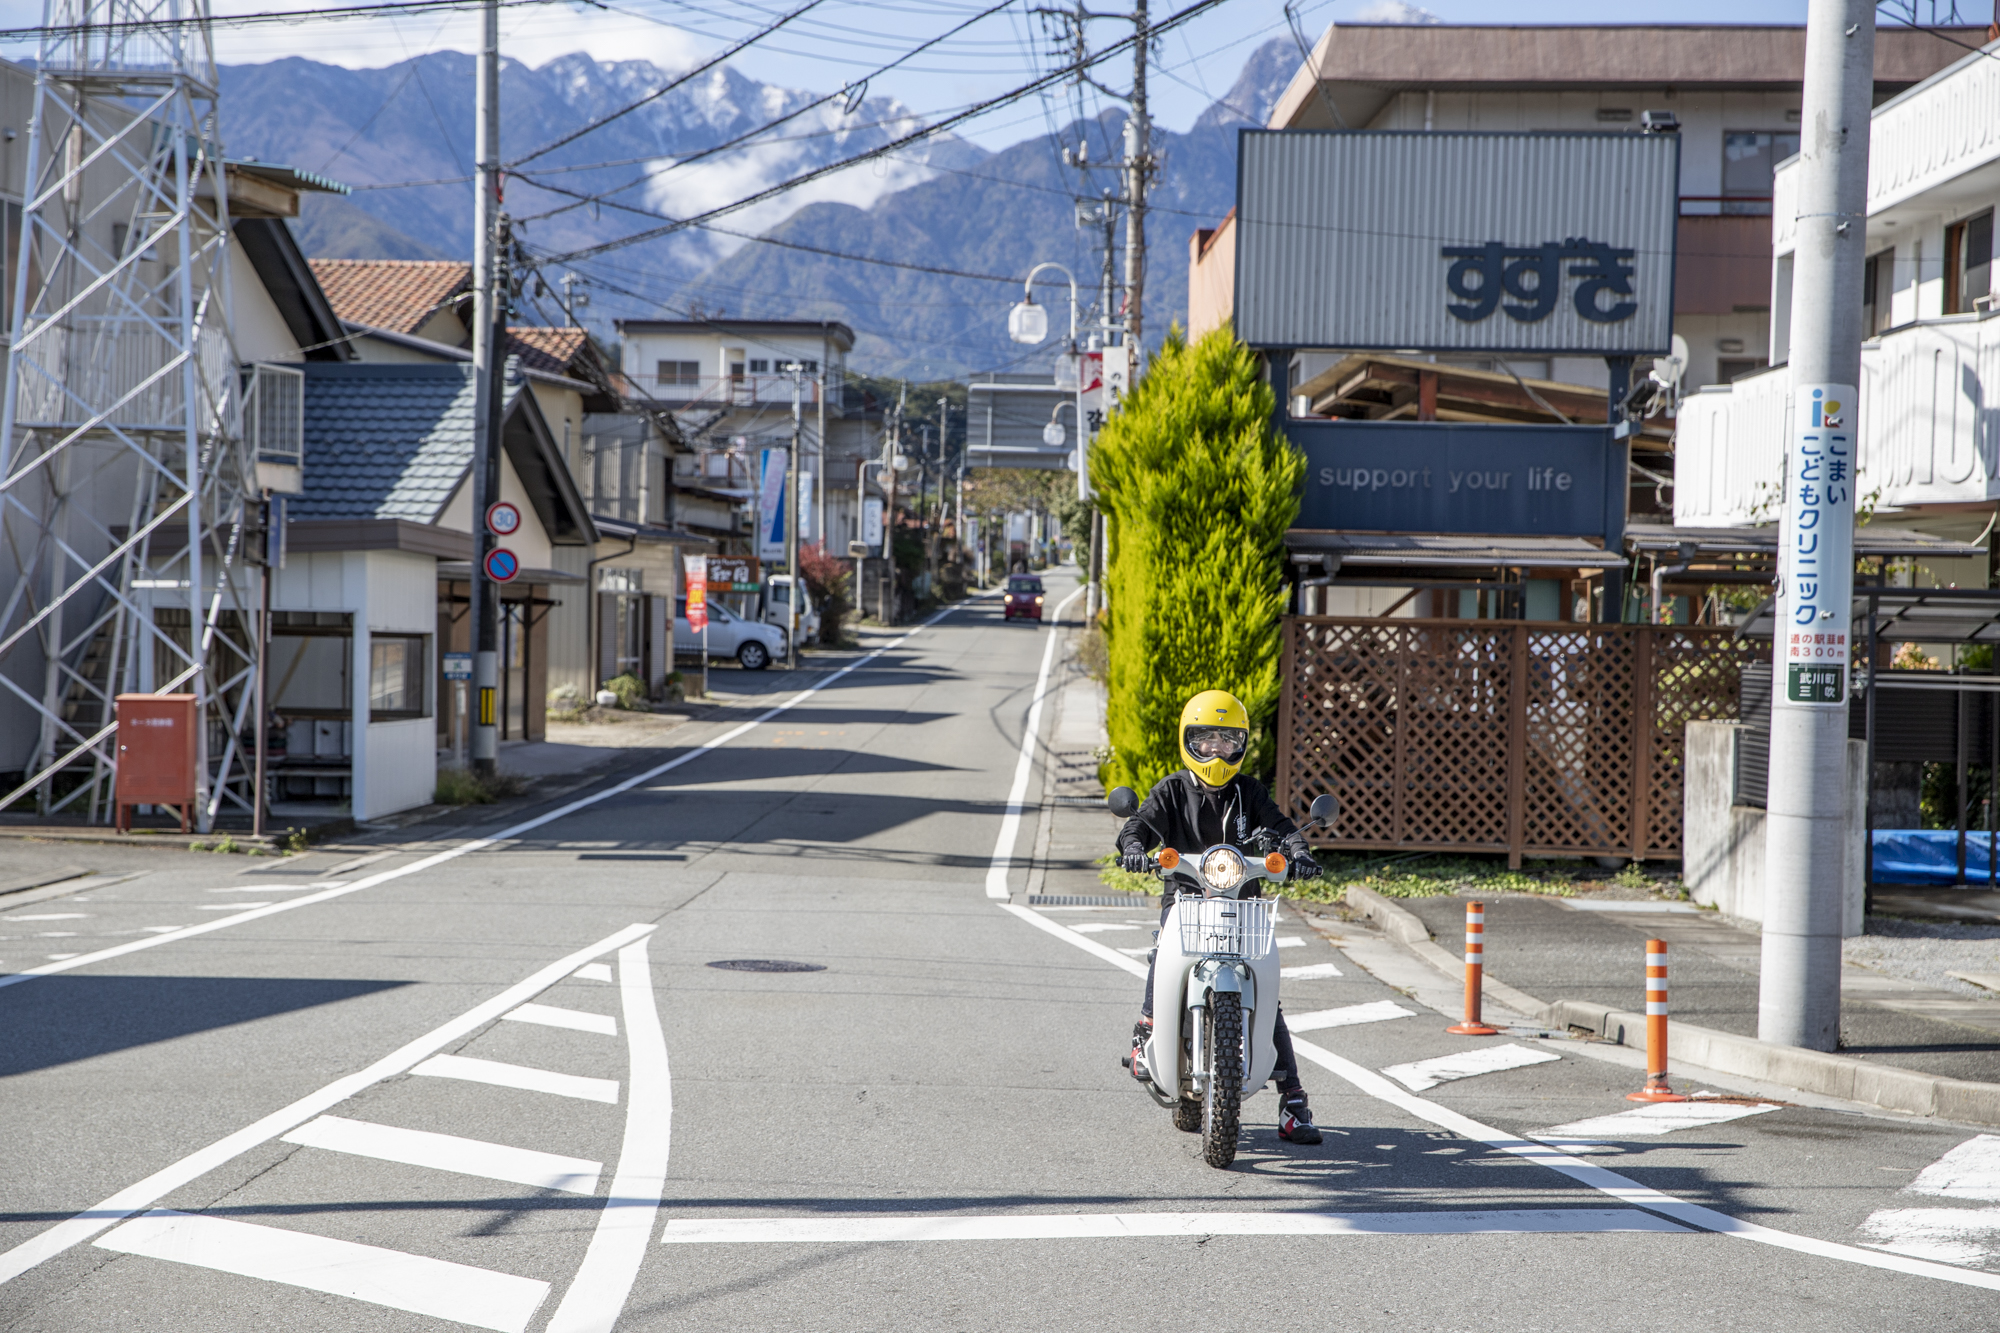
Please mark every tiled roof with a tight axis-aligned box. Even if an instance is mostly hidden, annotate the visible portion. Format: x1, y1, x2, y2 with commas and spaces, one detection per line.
506, 325, 592, 379
293, 363, 515, 522
308, 259, 471, 336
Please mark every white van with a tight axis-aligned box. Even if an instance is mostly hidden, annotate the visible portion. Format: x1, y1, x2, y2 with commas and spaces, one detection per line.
762, 575, 821, 645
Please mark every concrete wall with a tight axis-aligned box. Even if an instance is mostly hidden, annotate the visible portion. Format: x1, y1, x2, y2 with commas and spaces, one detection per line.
1684, 720, 1866, 937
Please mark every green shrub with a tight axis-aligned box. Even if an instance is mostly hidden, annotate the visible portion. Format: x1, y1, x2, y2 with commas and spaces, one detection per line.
601, 673, 650, 712
1091, 323, 1302, 795
435, 767, 527, 805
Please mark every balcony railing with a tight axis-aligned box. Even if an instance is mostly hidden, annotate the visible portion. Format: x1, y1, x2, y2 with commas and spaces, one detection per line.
1679, 195, 1772, 217
631, 374, 827, 409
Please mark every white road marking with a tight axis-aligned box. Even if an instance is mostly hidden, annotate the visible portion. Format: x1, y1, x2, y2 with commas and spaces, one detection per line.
7, 913, 86, 920
1276, 936, 1306, 948
138, 926, 186, 934
984, 584, 1083, 900
37, 932, 78, 937
1117, 946, 1152, 957
1282, 963, 1343, 980
1859, 1208, 2000, 1267
213, 882, 347, 892
658, 1208, 1687, 1244
1383, 1043, 1561, 1091
999, 902, 2000, 1292
199, 902, 269, 910
44, 953, 77, 960
0, 923, 653, 1286
1287, 1001, 1415, 1032
282, 1115, 601, 1194
573, 962, 614, 983
1558, 900, 1701, 913
1071, 923, 1143, 934
412, 1054, 619, 1104
1533, 1102, 1782, 1152
1909, 1135, 2000, 1201
505, 1003, 616, 1036
543, 934, 673, 1333
95, 1209, 549, 1333
0, 600, 983, 993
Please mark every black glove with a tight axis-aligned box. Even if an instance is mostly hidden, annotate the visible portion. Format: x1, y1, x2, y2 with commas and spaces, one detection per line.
1120, 847, 1151, 875
1291, 851, 1323, 881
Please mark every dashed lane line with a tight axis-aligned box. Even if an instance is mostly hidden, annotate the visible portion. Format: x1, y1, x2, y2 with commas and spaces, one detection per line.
657, 1208, 1688, 1244
96, 1209, 550, 1333
0, 598, 989, 994
1532, 1101, 1783, 1154
1002, 900, 2000, 1293
1382, 1043, 1562, 1092
1287, 1001, 1416, 1032
0, 922, 653, 1287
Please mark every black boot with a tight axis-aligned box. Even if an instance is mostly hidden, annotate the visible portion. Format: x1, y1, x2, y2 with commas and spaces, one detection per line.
1278, 1088, 1322, 1145
1121, 1016, 1153, 1081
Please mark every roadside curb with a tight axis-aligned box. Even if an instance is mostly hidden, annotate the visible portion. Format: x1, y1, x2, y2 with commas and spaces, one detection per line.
1342, 882, 1546, 1017
1547, 999, 2000, 1128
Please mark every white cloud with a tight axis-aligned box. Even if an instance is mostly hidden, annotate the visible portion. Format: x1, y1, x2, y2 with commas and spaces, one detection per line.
1351, 1, 1441, 22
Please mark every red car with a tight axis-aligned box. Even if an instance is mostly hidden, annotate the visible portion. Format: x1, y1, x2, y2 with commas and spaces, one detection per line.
1003, 576, 1045, 621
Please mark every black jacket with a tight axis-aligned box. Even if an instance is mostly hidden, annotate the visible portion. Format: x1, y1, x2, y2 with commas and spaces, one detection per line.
1116, 771, 1308, 884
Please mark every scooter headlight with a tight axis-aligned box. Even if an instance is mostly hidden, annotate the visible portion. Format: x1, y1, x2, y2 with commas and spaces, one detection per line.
1200, 847, 1245, 894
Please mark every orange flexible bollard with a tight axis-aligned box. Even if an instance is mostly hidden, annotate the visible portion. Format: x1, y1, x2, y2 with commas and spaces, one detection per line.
1628, 938, 1688, 1102
1446, 900, 1500, 1035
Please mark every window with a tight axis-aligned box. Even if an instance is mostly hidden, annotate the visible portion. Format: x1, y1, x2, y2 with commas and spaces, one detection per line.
748, 358, 769, 373
1945, 211, 1994, 315
1863, 249, 1896, 336
1717, 358, 1768, 383
654, 360, 700, 386
1722, 131, 1799, 215
368, 636, 427, 718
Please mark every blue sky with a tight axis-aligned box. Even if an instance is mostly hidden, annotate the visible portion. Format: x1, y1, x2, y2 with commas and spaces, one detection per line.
0, 0, 1889, 149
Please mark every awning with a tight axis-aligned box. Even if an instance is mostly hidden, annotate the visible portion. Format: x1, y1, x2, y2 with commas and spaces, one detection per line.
1736, 587, 2000, 641
589, 514, 712, 546
1626, 521, 1988, 560
1285, 531, 1626, 570
435, 562, 587, 585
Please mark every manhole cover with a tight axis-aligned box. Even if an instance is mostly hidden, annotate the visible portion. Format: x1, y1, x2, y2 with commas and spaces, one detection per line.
706, 959, 826, 973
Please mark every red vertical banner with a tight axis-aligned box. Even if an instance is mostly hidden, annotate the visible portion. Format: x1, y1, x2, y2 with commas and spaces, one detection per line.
685, 555, 708, 631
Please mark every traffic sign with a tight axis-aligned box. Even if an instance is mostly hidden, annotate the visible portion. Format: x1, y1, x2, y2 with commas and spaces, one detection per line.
484, 547, 519, 582
485, 501, 521, 536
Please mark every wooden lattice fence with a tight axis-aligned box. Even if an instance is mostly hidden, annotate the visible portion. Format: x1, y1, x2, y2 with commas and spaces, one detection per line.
1276, 619, 1764, 865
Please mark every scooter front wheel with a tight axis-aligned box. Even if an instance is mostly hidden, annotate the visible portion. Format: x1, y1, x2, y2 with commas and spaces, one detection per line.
1201, 992, 1244, 1168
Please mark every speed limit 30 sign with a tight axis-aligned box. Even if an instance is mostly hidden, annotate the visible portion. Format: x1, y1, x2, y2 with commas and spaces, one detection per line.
486, 501, 522, 537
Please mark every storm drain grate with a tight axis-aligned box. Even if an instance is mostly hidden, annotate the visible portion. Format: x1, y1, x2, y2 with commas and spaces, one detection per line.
706, 959, 827, 973
1028, 895, 1160, 908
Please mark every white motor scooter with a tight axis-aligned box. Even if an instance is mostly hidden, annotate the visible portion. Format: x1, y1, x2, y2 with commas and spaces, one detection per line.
1107, 787, 1338, 1168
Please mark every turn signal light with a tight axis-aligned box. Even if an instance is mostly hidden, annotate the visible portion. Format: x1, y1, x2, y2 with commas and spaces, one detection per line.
1265, 852, 1288, 875
1157, 847, 1181, 869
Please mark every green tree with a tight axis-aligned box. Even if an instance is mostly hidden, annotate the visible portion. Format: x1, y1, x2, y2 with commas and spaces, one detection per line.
1091, 324, 1302, 793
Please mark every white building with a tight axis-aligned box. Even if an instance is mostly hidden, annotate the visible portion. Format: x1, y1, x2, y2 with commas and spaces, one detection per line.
1676, 33, 2000, 588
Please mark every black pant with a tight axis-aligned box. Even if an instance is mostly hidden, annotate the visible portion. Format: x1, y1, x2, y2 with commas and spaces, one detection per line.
1140, 901, 1303, 1095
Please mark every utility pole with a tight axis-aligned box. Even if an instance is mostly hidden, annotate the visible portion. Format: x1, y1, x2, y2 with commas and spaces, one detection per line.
468, 0, 502, 778
787, 361, 803, 666
1121, 0, 1150, 350
815, 364, 828, 556
883, 389, 902, 624
1759, 0, 1873, 1051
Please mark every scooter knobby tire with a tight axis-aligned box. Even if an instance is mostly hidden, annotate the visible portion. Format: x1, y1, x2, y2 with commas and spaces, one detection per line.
1173, 1098, 1202, 1132
1201, 992, 1244, 1167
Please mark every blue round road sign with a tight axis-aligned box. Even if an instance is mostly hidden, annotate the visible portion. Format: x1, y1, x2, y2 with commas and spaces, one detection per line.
484, 547, 519, 582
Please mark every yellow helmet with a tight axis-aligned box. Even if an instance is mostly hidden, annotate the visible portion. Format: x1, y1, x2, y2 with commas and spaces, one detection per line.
1180, 690, 1250, 787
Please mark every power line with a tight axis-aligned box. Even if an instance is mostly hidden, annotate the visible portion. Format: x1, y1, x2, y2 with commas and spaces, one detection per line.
0, 0, 564, 40
534, 0, 1236, 266
506, 0, 827, 169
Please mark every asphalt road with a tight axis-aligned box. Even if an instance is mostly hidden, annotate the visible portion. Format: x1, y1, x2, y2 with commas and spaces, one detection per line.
4, 570, 2000, 1331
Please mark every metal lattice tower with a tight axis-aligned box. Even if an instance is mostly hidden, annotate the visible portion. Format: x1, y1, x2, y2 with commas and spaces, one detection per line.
0, 0, 253, 830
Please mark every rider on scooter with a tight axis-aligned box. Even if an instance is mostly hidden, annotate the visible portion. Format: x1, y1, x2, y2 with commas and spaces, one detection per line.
1116, 690, 1326, 1145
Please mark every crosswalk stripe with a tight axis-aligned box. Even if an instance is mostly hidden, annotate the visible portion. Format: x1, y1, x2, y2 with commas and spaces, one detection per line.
411, 1054, 619, 1104
504, 1003, 616, 1036
1532, 1100, 1780, 1152
1859, 1135, 2000, 1267
658, 1208, 1688, 1244
95, 1209, 549, 1333
1281, 963, 1343, 980
281, 1116, 602, 1194
1381, 1043, 1560, 1092
1287, 1001, 1415, 1032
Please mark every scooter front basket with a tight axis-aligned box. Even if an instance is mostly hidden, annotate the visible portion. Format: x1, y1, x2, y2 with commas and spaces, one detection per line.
1177, 897, 1275, 959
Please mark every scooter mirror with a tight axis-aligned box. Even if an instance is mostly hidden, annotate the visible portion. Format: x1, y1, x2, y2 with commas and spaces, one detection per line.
1106, 786, 1139, 819
1309, 793, 1340, 828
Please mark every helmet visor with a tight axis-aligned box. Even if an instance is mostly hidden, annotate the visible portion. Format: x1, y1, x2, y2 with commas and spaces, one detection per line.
1184, 725, 1248, 764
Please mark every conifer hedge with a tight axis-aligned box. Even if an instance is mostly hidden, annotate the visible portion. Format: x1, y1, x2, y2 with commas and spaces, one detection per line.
1091, 325, 1303, 794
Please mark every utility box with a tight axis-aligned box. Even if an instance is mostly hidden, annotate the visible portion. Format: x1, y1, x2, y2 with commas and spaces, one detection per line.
115, 693, 198, 832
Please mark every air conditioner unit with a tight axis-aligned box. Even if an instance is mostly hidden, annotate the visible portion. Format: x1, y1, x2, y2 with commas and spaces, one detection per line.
244, 362, 305, 494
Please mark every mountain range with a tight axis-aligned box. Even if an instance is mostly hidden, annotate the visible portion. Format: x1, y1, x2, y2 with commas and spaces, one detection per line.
217, 37, 1299, 377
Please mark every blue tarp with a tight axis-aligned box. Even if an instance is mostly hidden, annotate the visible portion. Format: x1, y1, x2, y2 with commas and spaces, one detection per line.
1872, 829, 2000, 886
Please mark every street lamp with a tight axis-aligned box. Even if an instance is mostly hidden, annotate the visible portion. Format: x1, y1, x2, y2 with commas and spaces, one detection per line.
1008, 262, 1079, 349
1042, 401, 1075, 447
